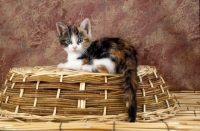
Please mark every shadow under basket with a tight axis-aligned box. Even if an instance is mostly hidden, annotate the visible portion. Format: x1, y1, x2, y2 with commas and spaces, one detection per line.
0, 65, 178, 122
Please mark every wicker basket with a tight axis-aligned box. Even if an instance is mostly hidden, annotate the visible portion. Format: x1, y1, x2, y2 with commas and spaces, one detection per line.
0, 65, 178, 122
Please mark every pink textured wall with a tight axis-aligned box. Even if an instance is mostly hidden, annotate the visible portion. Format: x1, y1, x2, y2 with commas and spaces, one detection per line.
0, 0, 199, 90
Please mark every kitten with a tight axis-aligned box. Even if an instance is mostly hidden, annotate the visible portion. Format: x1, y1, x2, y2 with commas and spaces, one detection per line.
56, 19, 92, 70
56, 18, 138, 122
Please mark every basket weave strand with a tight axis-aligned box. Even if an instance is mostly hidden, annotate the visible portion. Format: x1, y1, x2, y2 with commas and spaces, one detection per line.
0, 65, 178, 122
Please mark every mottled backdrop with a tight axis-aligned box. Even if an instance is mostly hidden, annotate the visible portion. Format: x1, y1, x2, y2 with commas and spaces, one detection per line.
0, 0, 199, 90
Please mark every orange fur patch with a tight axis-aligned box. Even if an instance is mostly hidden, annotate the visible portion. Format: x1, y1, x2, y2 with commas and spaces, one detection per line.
78, 28, 91, 47
96, 65, 109, 73
82, 59, 89, 65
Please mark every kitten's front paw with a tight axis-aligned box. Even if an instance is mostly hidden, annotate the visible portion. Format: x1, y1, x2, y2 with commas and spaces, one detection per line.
82, 64, 93, 72
57, 63, 66, 69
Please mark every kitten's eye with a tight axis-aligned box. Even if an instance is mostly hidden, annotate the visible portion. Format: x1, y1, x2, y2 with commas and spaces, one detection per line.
66, 39, 72, 44
78, 38, 83, 43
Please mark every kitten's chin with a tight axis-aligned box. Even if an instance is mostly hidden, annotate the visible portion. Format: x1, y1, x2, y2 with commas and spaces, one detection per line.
64, 48, 78, 53
64, 47, 84, 54
68, 50, 82, 54
72, 50, 79, 53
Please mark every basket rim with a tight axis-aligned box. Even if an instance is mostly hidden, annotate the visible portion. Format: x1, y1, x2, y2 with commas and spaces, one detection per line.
8, 65, 157, 77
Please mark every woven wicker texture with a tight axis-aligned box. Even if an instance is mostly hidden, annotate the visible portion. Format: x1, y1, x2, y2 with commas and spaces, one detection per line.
0, 91, 199, 130
0, 65, 178, 122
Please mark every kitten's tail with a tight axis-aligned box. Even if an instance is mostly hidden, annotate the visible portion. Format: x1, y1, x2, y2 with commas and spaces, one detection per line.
123, 58, 138, 122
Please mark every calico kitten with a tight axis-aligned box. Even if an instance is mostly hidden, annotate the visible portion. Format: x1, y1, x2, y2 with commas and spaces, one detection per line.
56, 18, 138, 122
56, 19, 92, 70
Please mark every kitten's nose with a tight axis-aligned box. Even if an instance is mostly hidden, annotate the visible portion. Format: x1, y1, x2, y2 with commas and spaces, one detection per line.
73, 46, 77, 50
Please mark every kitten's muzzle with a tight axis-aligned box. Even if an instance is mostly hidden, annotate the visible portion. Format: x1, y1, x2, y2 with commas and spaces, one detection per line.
73, 46, 77, 51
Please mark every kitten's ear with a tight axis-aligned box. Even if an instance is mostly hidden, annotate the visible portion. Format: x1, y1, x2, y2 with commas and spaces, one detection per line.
80, 18, 92, 37
56, 22, 68, 36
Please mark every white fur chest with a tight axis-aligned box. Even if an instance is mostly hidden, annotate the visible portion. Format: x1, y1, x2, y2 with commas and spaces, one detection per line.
66, 51, 82, 61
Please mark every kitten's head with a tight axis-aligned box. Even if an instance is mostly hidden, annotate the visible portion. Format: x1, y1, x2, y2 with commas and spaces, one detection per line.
56, 18, 92, 53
